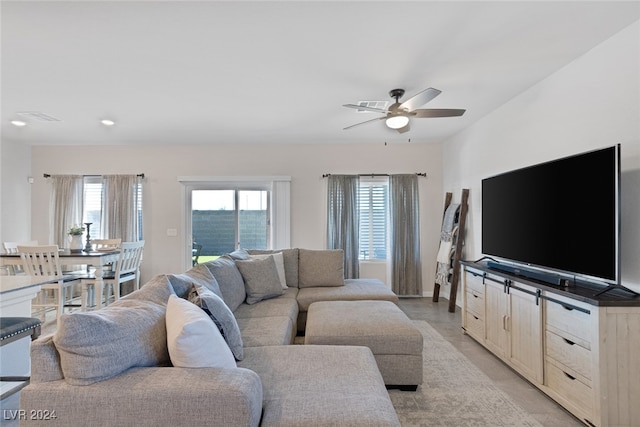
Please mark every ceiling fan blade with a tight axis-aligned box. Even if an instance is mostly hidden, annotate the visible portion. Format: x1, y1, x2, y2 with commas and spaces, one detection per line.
396, 123, 411, 134
399, 88, 441, 111
411, 108, 466, 118
342, 104, 389, 114
343, 116, 386, 130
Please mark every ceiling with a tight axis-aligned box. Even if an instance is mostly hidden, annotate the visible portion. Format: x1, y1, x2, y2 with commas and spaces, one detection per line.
2, 1, 639, 146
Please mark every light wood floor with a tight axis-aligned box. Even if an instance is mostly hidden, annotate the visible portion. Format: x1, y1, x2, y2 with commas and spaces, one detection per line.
397, 297, 583, 427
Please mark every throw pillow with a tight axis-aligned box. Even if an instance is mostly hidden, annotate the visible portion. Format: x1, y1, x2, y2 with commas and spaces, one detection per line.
188, 283, 244, 361
298, 249, 345, 288
235, 256, 284, 304
166, 295, 236, 369
248, 252, 287, 289
248, 248, 299, 288
227, 248, 250, 260
168, 263, 223, 299
202, 256, 247, 311
54, 290, 171, 386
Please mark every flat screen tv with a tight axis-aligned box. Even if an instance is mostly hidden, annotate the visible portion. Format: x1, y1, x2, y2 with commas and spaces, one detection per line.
482, 144, 620, 287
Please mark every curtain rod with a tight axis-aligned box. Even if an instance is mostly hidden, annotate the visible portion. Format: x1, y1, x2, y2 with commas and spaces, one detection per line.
43, 173, 145, 179
322, 173, 426, 178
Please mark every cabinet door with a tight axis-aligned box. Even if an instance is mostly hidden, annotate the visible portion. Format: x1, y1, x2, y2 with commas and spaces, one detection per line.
508, 283, 543, 383
484, 279, 509, 357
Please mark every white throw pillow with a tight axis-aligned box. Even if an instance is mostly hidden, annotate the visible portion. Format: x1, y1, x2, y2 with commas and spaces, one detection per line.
166, 295, 236, 369
248, 252, 288, 289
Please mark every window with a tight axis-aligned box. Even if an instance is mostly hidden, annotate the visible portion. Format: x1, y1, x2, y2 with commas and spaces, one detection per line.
358, 177, 388, 260
191, 189, 270, 257
82, 176, 143, 240
180, 176, 291, 269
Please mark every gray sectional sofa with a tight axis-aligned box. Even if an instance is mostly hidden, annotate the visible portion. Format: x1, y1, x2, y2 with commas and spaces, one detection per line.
20, 248, 402, 426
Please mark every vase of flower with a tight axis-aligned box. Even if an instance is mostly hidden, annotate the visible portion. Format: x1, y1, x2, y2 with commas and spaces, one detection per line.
68, 225, 85, 253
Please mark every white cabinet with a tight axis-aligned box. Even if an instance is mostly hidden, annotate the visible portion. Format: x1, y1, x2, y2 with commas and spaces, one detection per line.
463, 270, 542, 382
462, 264, 640, 427
462, 269, 485, 343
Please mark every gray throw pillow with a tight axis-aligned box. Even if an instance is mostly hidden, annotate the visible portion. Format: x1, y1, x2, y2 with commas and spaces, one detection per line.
53, 294, 170, 385
235, 256, 284, 304
188, 284, 244, 361
227, 248, 249, 260
248, 248, 299, 287
298, 249, 345, 288
203, 256, 247, 311
168, 263, 223, 299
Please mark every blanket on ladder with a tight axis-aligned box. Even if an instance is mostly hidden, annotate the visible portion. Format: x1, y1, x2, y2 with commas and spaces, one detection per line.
435, 203, 460, 287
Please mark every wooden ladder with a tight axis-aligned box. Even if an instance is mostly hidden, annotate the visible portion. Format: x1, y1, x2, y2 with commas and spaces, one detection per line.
432, 188, 469, 313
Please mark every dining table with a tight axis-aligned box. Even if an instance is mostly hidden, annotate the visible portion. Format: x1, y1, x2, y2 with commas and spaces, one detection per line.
0, 249, 120, 310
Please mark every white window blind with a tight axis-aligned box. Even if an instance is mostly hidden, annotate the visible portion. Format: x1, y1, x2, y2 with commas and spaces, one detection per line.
359, 177, 388, 260
82, 176, 143, 239
83, 177, 103, 237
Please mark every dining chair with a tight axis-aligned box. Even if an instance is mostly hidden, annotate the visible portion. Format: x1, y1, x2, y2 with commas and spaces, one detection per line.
192, 243, 203, 266
80, 240, 145, 309
17, 244, 79, 326
3, 240, 38, 275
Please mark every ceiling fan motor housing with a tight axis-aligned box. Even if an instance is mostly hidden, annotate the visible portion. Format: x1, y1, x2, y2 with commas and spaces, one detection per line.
389, 88, 405, 101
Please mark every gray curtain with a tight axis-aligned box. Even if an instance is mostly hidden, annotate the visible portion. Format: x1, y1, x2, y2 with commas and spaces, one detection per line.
49, 175, 84, 248
390, 174, 422, 295
327, 175, 360, 279
101, 175, 142, 242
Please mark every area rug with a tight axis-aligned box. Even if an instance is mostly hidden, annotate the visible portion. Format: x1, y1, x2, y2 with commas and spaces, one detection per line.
388, 320, 542, 427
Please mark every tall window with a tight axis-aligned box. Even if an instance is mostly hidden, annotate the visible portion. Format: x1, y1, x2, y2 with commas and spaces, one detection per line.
82, 176, 143, 240
358, 177, 388, 260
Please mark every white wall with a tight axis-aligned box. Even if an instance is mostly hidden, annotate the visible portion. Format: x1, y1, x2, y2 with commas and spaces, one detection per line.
30, 142, 443, 294
1, 139, 32, 243
442, 21, 640, 293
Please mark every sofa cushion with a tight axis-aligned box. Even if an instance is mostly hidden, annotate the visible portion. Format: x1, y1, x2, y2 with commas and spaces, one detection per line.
233, 296, 299, 326
298, 249, 345, 288
167, 263, 222, 299
166, 295, 236, 369
53, 275, 173, 385
124, 273, 174, 305
248, 248, 299, 288
296, 278, 399, 311
203, 256, 246, 311
248, 252, 287, 289
236, 256, 284, 304
236, 316, 294, 347
188, 284, 244, 361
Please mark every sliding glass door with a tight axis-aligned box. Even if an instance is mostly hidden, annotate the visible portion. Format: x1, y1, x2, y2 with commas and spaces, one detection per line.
191, 189, 269, 261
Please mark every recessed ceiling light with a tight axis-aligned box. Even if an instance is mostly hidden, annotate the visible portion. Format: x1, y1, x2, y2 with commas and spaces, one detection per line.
101, 119, 115, 126
10, 120, 27, 127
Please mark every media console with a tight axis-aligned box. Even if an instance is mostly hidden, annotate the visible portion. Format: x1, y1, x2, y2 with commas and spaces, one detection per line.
460, 260, 640, 427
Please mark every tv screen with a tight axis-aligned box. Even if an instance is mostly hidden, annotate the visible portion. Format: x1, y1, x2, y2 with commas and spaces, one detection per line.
482, 145, 620, 285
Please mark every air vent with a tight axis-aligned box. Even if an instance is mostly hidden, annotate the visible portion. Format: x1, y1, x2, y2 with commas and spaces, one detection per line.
356, 101, 388, 112
16, 111, 62, 122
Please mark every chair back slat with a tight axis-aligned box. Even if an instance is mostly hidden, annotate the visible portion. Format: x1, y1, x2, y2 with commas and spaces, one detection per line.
113, 241, 145, 277
17, 245, 62, 278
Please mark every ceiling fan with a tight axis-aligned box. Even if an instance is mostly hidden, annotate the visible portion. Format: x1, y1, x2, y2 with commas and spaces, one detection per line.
343, 87, 465, 134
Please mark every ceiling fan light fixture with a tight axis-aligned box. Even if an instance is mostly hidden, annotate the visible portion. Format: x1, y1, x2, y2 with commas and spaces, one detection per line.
386, 115, 409, 129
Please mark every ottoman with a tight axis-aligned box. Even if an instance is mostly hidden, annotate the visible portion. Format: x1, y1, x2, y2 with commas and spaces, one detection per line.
239, 345, 401, 426
305, 300, 423, 390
